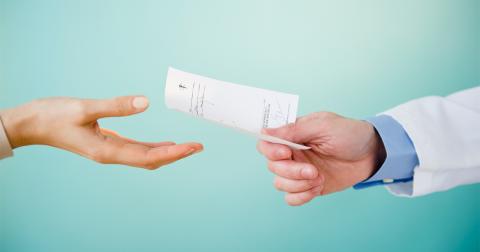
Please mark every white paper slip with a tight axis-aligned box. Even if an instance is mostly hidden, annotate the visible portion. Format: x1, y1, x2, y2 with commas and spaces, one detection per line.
164, 67, 311, 150
241, 129, 312, 150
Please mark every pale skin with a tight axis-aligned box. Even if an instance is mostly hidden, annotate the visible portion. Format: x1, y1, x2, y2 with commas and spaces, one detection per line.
1, 98, 383, 201
0, 96, 203, 169
257, 112, 386, 206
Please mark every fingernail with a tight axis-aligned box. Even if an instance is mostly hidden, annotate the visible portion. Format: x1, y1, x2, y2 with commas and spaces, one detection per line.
184, 148, 201, 157
132, 97, 149, 109
301, 167, 316, 179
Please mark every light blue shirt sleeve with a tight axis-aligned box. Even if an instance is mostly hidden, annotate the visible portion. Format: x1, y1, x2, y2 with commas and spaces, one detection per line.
353, 115, 419, 189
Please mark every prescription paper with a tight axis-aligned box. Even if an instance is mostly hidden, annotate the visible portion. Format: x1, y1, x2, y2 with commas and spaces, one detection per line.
165, 67, 310, 150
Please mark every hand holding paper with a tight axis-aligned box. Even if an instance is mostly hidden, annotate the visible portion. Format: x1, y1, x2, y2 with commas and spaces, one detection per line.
165, 67, 310, 150
164, 68, 386, 206
257, 112, 386, 206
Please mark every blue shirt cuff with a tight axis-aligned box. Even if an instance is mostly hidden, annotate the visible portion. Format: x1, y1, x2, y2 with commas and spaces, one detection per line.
353, 115, 419, 189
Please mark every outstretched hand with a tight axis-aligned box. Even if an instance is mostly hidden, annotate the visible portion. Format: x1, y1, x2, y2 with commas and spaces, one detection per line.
257, 112, 386, 206
0, 96, 203, 169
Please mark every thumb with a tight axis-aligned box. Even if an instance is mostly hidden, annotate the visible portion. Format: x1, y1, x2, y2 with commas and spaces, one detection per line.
85, 96, 149, 119
262, 114, 321, 143
262, 123, 296, 141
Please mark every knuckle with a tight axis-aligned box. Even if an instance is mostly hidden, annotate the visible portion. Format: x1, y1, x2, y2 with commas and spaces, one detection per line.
322, 111, 334, 117
316, 111, 334, 119
282, 123, 296, 136
73, 100, 87, 113
293, 165, 304, 178
71, 100, 89, 119
306, 111, 336, 123
285, 123, 296, 131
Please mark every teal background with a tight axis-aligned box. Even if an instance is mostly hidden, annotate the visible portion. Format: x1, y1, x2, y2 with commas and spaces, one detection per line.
1, 0, 479, 251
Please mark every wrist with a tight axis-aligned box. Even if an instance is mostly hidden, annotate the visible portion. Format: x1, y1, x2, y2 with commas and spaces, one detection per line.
370, 127, 386, 177
0, 104, 38, 148
360, 122, 387, 182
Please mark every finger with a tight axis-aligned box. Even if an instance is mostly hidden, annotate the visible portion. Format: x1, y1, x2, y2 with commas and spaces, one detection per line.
262, 123, 296, 142
145, 142, 203, 168
274, 175, 324, 193
118, 142, 203, 169
268, 160, 318, 180
285, 185, 323, 206
89, 138, 203, 169
262, 112, 335, 143
100, 128, 176, 147
256, 140, 292, 160
84, 96, 149, 119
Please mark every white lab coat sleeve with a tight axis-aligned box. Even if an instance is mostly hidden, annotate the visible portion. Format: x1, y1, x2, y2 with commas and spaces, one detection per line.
381, 86, 480, 197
